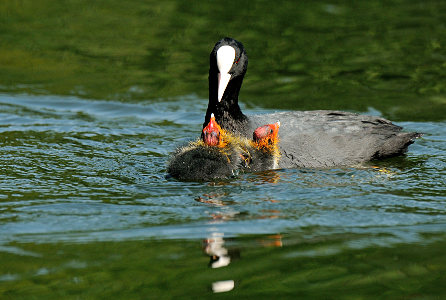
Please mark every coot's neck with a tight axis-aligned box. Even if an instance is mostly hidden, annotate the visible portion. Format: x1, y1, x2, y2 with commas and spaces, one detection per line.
204, 72, 249, 133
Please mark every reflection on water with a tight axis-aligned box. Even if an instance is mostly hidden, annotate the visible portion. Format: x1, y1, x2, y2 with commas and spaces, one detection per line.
1, 234, 445, 298
204, 233, 235, 292
198, 186, 286, 293
203, 230, 283, 293
200, 189, 237, 292
212, 280, 235, 293
204, 233, 232, 269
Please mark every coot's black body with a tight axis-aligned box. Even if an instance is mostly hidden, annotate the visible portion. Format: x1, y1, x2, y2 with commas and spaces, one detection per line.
204, 37, 421, 168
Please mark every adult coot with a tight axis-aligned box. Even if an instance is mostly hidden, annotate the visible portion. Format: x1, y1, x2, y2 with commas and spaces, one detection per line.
167, 114, 280, 180
203, 37, 421, 168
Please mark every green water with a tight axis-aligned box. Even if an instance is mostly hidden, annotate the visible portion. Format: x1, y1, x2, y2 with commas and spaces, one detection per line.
1, 0, 445, 120
1, 1, 446, 299
1, 238, 445, 299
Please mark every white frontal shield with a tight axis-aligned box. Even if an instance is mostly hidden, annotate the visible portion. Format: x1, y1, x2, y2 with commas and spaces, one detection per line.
216, 46, 236, 102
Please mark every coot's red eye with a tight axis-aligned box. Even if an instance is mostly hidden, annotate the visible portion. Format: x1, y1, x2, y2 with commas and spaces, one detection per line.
234, 57, 240, 64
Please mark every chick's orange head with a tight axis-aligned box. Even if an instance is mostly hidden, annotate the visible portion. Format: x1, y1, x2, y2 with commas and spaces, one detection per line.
202, 113, 224, 147
253, 121, 280, 149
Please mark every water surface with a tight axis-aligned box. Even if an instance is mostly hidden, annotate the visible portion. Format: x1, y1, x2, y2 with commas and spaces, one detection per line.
1, 93, 445, 298
1, 0, 446, 298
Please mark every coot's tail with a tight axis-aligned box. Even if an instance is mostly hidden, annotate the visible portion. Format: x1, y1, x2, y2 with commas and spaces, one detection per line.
373, 132, 423, 159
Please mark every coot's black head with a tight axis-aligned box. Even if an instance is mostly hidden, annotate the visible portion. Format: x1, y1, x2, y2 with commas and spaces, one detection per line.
204, 37, 249, 131
210, 38, 248, 103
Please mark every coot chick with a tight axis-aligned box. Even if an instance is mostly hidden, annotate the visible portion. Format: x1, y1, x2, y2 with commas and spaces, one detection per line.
249, 121, 281, 171
203, 37, 421, 168
167, 114, 280, 181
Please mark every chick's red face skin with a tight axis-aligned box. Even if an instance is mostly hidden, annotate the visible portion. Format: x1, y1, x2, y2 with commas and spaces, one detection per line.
253, 122, 280, 148
202, 114, 224, 147
202, 129, 220, 147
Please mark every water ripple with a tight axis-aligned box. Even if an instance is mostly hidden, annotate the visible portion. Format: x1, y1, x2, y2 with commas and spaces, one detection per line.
0, 93, 445, 249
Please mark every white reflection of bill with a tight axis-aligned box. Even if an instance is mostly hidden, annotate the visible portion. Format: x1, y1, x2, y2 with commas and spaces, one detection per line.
212, 280, 235, 293
204, 232, 231, 268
